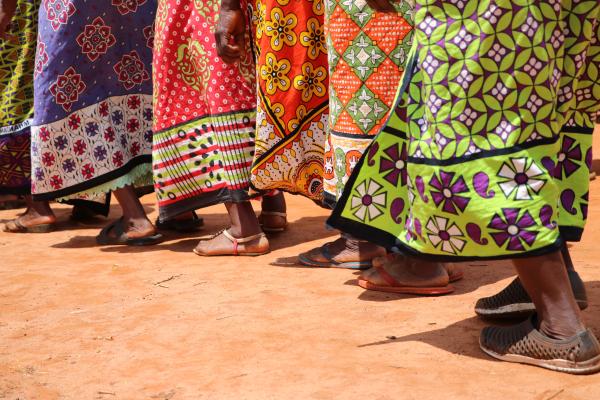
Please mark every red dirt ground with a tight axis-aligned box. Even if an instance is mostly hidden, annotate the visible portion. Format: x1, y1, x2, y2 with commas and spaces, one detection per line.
2, 132, 600, 399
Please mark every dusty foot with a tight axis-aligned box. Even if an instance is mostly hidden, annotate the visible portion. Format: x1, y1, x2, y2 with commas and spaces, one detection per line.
361, 253, 450, 288
300, 236, 386, 264
102, 217, 157, 240
3, 208, 57, 232
193, 230, 270, 256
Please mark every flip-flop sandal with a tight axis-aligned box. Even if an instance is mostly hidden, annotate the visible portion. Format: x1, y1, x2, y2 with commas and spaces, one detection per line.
480, 315, 600, 374
446, 263, 464, 283
96, 218, 163, 246
3, 218, 54, 233
156, 211, 204, 233
193, 229, 269, 256
358, 264, 455, 295
298, 245, 373, 270
258, 211, 288, 233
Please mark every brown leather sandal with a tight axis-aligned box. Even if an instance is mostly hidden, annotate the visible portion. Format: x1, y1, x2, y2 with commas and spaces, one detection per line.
193, 229, 270, 256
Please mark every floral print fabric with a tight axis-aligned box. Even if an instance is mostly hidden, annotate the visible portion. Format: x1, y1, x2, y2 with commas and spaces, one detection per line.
329, 0, 600, 260
31, 0, 155, 200
323, 0, 413, 207
0, 0, 39, 195
249, 0, 329, 202
152, 0, 259, 221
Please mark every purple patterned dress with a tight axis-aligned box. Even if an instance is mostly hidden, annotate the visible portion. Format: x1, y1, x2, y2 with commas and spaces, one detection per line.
30, 0, 155, 201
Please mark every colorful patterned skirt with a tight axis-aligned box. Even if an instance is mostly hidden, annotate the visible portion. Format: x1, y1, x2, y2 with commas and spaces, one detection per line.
152, 0, 258, 221
0, 0, 39, 195
323, 0, 413, 208
30, 0, 156, 201
329, 0, 600, 260
249, 0, 329, 202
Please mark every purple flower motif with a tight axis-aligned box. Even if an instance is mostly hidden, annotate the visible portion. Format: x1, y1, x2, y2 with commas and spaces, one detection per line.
488, 208, 538, 251
93, 145, 108, 161
144, 130, 153, 143
555, 136, 582, 179
34, 167, 44, 181
112, 110, 124, 125
429, 171, 470, 214
143, 107, 153, 122
85, 122, 99, 136
426, 216, 466, 254
120, 134, 128, 147
544, 136, 582, 179
379, 143, 407, 187
62, 159, 76, 173
53, 135, 68, 150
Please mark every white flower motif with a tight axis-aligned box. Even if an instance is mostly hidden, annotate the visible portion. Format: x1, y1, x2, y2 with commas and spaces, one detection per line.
426, 216, 466, 254
498, 158, 546, 200
351, 179, 386, 221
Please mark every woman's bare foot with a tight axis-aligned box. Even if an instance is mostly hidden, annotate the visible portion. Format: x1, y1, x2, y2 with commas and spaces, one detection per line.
3, 198, 56, 233
193, 229, 269, 256
360, 254, 450, 288
103, 216, 157, 240
299, 235, 387, 268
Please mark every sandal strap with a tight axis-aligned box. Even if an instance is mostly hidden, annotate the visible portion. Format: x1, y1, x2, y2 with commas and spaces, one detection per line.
374, 264, 400, 287
222, 230, 266, 257
13, 218, 27, 231
261, 211, 287, 218
222, 229, 265, 244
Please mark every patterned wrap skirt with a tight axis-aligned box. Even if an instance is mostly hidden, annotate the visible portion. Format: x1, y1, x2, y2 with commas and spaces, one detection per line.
0, 0, 39, 195
31, 0, 156, 201
329, 0, 600, 260
248, 0, 329, 202
152, 0, 258, 221
323, 0, 414, 208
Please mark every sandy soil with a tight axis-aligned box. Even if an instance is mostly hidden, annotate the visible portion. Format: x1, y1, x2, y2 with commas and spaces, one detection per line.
2, 137, 600, 399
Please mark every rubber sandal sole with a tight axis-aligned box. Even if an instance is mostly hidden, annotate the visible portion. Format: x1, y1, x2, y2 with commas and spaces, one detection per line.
124, 234, 164, 246
298, 254, 372, 270
479, 338, 600, 375
192, 248, 270, 257
96, 233, 163, 246
358, 278, 455, 295
475, 299, 589, 320
4, 223, 54, 233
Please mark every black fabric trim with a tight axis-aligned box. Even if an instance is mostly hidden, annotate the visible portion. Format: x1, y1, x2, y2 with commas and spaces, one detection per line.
563, 126, 594, 134
153, 107, 257, 135
381, 125, 407, 138
158, 187, 261, 222
328, 211, 564, 262
32, 155, 152, 201
328, 129, 376, 139
407, 136, 559, 166
559, 226, 584, 242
